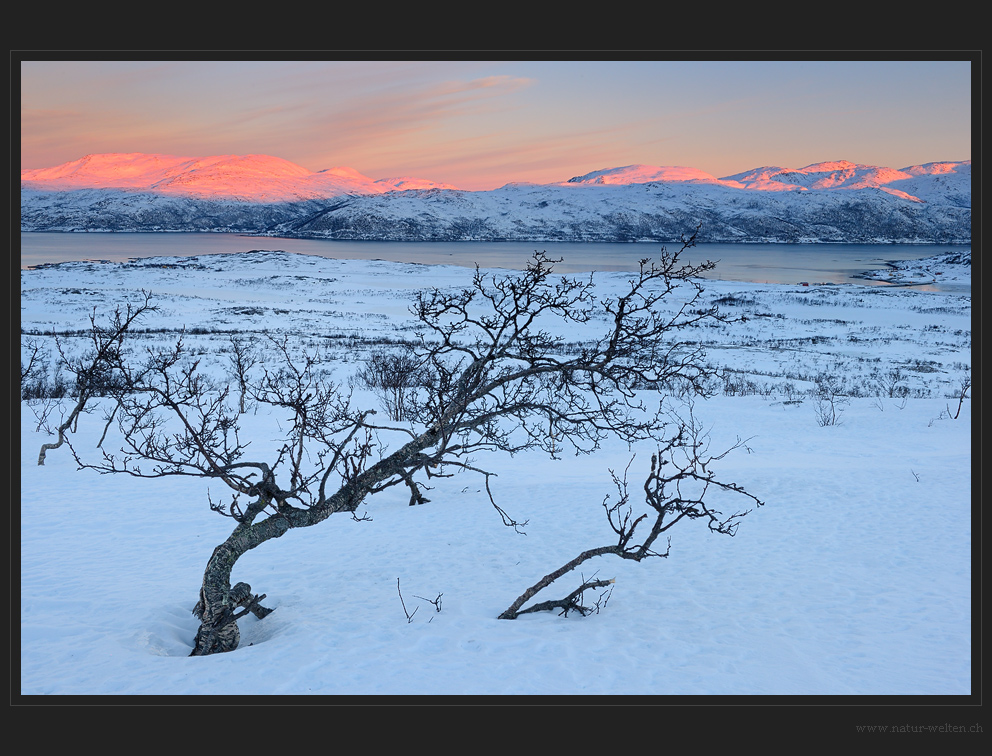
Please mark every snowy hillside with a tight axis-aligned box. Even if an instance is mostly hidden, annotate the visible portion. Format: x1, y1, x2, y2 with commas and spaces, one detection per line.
20, 251, 971, 696
21, 154, 971, 243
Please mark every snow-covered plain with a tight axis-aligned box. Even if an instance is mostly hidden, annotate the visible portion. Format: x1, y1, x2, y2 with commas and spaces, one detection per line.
19, 249, 972, 698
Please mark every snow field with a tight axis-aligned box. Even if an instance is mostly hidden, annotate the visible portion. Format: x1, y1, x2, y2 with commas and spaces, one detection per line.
20, 251, 971, 695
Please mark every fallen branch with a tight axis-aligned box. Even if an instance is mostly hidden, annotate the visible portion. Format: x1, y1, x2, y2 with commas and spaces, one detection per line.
501, 575, 615, 619
499, 406, 762, 621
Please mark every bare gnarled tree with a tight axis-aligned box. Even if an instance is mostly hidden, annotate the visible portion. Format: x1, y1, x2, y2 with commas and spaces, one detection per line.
65, 231, 756, 655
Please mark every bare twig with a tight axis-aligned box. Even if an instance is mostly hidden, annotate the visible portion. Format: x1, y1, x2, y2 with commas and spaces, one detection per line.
948, 377, 970, 419
397, 578, 418, 623
414, 592, 443, 613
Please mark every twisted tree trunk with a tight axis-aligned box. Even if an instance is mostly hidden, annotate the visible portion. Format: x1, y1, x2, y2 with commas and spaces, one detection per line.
190, 516, 286, 655
189, 427, 444, 655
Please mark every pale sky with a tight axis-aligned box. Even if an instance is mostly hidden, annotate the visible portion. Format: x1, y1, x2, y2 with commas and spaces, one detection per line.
20, 59, 972, 191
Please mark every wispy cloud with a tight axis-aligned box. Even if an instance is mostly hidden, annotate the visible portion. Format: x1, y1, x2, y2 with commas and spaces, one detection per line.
305, 75, 534, 150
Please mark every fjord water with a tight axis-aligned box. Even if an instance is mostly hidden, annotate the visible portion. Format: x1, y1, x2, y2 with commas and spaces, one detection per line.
20, 232, 966, 290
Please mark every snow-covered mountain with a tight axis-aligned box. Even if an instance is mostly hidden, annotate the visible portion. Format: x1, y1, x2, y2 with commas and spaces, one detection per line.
20, 153, 458, 201
21, 154, 971, 243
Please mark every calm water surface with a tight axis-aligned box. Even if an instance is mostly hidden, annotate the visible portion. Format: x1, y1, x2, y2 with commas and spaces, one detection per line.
20, 233, 968, 292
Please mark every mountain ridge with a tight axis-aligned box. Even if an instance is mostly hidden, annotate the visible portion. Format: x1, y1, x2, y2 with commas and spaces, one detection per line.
21, 153, 971, 244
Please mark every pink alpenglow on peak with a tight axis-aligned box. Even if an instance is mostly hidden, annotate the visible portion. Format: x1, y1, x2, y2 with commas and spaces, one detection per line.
903, 161, 970, 176
21, 153, 199, 188
20, 153, 460, 202
21, 153, 969, 205
558, 161, 970, 203
717, 160, 970, 201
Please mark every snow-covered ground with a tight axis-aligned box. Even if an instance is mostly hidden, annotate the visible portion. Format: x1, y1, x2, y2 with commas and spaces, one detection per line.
856, 250, 972, 288
19, 250, 972, 698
